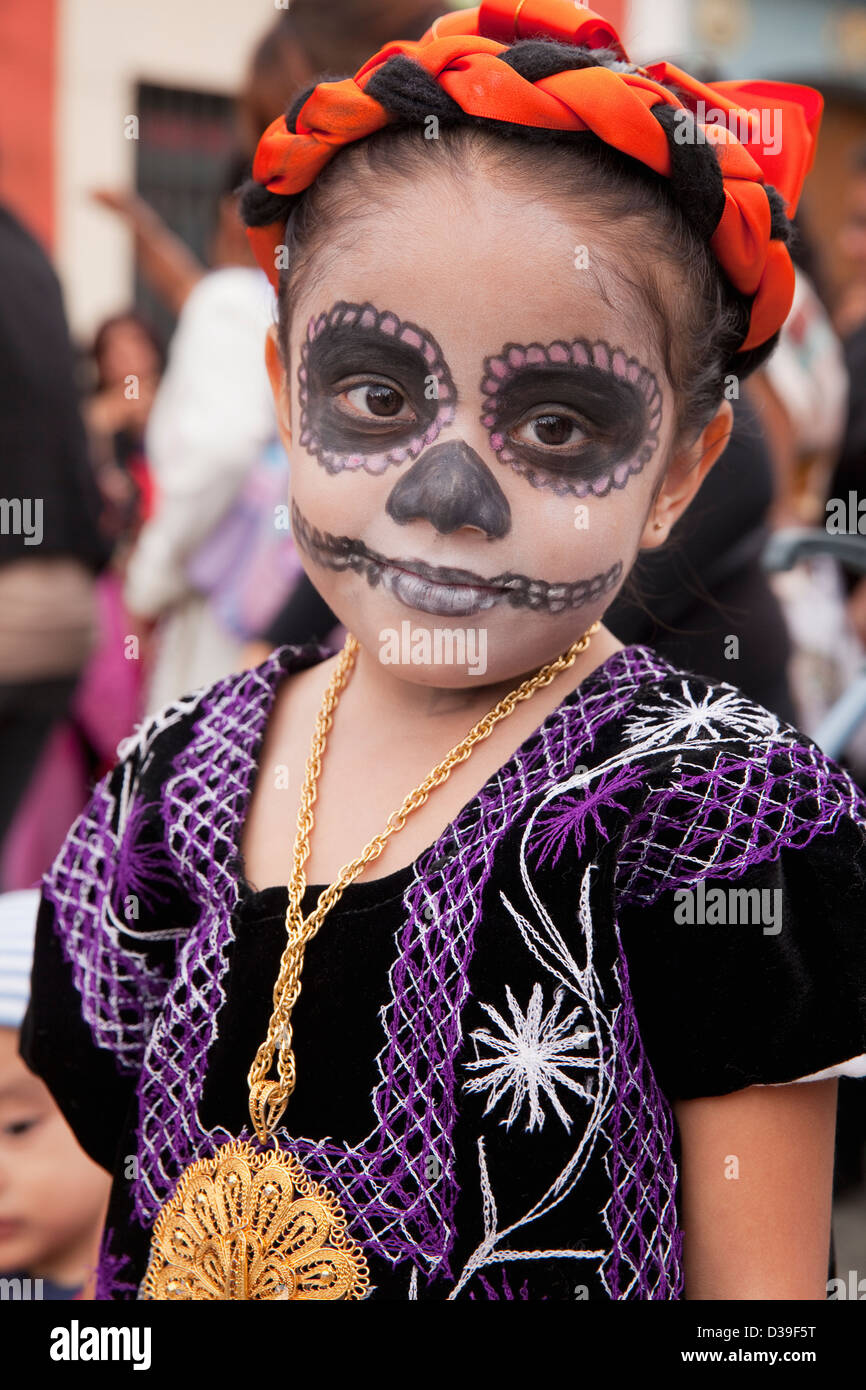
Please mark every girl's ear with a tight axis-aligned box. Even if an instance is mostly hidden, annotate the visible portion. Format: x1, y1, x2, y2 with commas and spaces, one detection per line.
265, 324, 292, 451
640, 399, 734, 549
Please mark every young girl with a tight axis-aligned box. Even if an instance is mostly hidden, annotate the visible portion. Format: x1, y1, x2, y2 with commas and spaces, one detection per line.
22, 0, 866, 1301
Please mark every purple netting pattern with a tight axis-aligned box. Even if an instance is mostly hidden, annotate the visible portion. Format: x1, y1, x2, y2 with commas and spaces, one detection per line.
599, 952, 683, 1298
42, 742, 176, 1072
617, 742, 862, 904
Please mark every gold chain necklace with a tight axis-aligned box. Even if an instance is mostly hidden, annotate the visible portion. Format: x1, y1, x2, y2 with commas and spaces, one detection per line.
143, 621, 599, 1300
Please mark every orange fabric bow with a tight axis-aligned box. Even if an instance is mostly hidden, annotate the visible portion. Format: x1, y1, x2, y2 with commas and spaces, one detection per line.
248, 0, 822, 353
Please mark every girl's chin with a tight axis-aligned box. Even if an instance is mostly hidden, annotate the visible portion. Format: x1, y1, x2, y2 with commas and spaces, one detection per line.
348, 613, 592, 691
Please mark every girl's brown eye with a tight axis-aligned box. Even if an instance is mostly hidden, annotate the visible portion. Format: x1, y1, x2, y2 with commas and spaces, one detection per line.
512, 410, 588, 449
337, 383, 415, 421
533, 414, 575, 445
363, 385, 403, 417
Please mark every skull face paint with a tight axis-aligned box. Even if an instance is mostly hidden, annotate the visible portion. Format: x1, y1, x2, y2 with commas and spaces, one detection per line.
299, 301, 457, 474
277, 174, 695, 688
291, 499, 623, 618
480, 338, 662, 498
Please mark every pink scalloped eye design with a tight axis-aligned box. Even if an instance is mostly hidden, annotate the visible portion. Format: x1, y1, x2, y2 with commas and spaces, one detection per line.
480, 339, 663, 499
298, 303, 456, 475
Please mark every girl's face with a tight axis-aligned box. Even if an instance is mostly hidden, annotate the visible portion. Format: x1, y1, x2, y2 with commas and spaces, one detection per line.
270, 168, 725, 687
0, 1027, 109, 1284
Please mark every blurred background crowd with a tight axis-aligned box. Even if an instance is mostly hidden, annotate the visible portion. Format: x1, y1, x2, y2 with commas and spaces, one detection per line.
1, 0, 865, 1297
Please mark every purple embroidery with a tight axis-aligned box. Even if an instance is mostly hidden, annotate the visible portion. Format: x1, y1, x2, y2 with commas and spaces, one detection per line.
601, 951, 683, 1299
94, 1228, 139, 1300
42, 759, 172, 1075
529, 763, 645, 865
471, 1268, 531, 1299
113, 799, 176, 915
617, 741, 863, 904
133, 654, 301, 1226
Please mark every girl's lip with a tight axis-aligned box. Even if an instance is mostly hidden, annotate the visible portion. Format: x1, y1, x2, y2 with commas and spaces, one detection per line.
386, 557, 504, 593
381, 562, 503, 617
0, 1218, 23, 1239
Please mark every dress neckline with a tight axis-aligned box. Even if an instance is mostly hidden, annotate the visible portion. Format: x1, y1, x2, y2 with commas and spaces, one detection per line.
234, 639, 665, 906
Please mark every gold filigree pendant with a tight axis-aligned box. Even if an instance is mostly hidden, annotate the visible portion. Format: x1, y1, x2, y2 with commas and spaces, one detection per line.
141, 1140, 370, 1300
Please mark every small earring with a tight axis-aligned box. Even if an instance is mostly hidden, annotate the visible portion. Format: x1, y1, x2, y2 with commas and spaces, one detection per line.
653, 520, 664, 531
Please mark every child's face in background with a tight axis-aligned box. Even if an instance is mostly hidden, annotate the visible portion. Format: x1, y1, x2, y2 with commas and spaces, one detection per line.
271, 168, 724, 686
0, 1028, 109, 1286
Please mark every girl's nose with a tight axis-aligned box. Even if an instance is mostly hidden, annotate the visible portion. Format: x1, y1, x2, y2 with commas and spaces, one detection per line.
385, 439, 511, 538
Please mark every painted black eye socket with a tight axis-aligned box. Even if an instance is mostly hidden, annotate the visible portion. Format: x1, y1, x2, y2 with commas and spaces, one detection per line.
298, 304, 458, 471
480, 342, 663, 497
486, 365, 653, 480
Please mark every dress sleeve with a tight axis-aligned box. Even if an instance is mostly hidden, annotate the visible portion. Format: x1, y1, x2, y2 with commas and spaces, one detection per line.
614, 734, 866, 1101
19, 729, 186, 1171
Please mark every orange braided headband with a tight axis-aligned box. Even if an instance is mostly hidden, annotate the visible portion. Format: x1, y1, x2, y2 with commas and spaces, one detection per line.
247, 0, 823, 353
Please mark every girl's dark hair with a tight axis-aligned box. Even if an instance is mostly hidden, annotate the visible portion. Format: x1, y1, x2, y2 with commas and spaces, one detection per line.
239, 1, 443, 150
241, 39, 794, 442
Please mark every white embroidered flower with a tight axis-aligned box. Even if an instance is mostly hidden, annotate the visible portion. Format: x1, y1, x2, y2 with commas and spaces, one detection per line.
623, 681, 777, 750
463, 983, 595, 1133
